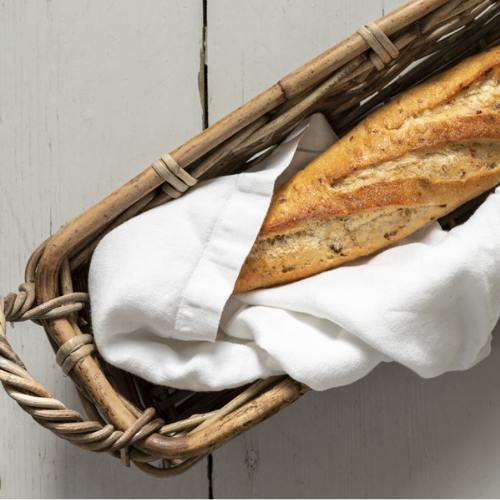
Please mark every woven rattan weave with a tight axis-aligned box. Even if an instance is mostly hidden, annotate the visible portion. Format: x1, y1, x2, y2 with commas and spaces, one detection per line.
1, 0, 500, 478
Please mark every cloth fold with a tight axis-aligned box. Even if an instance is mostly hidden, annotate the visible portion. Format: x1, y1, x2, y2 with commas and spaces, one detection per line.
89, 114, 500, 392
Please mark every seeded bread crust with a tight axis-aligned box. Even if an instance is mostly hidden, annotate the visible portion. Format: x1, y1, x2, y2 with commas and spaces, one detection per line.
233, 46, 500, 294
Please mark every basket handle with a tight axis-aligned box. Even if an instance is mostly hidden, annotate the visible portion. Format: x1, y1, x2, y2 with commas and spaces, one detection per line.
0, 290, 209, 477
0, 286, 310, 476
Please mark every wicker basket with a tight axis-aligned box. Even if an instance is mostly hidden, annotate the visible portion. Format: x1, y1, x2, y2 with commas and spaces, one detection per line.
1, 0, 499, 478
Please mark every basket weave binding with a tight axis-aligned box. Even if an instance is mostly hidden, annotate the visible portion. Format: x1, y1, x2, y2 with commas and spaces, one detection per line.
2, 0, 500, 477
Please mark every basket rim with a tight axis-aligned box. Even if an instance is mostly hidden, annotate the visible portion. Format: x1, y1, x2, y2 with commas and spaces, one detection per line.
6, 0, 496, 467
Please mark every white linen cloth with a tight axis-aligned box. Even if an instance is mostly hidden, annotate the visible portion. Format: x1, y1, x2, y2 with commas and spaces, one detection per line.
89, 113, 500, 392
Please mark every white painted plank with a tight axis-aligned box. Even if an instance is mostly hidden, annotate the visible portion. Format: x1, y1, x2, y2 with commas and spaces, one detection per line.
206, 1, 500, 498
212, 326, 500, 498
207, 0, 385, 125
0, 0, 208, 497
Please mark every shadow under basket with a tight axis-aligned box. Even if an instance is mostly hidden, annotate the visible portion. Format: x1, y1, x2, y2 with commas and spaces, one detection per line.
2, 0, 500, 478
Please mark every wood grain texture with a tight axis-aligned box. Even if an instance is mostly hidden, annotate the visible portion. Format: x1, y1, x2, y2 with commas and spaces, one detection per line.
0, 0, 208, 497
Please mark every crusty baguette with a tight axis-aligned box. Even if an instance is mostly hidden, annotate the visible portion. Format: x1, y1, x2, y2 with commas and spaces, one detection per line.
233, 46, 500, 294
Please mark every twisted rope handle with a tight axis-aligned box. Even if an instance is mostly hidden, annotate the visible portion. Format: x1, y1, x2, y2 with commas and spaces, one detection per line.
0, 223, 293, 477
0, 288, 205, 477
3, 283, 87, 323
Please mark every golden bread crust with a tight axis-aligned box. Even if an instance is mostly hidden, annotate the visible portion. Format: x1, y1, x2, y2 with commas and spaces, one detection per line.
233, 46, 500, 294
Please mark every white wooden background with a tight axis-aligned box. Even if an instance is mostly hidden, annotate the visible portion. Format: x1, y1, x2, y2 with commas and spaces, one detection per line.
2, 0, 500, 497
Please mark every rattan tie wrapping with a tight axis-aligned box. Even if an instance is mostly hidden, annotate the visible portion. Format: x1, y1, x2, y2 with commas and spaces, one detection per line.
357, 22, 400, 70
152, 153, 198, 199
56, 335, 96, 375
